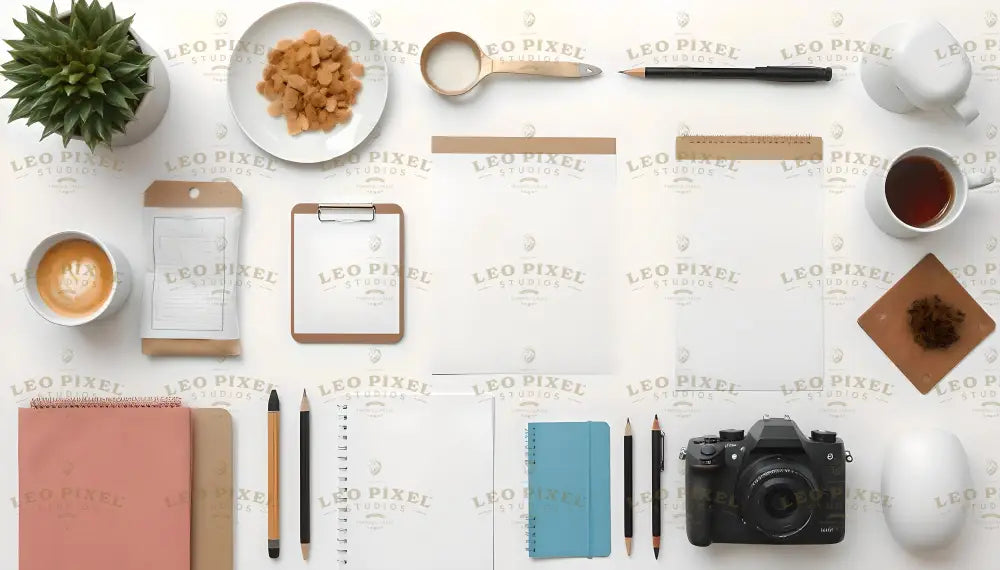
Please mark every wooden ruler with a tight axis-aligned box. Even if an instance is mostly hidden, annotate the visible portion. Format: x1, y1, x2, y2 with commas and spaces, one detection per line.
675, 135, 823, 160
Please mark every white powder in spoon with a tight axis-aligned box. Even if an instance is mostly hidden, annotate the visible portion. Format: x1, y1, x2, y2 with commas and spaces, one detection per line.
425, 40, 481, 92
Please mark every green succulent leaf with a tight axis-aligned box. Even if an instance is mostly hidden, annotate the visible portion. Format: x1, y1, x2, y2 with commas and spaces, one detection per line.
103, 85, 128, 109
130, 82, 152, 97
40, 119, 63, 141
8, 97, 33, 122
64, 105, 81, 132
50, 94, 72, 118
29, 88, 59, 113
86, 76, 105, 94
3, 79, 45, 99
79, 100, 92, 122
110, 61, 145, 81
94, 66, 111, 83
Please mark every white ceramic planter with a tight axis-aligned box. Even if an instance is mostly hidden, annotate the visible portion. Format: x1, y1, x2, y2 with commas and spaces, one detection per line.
108, 28, 170, 147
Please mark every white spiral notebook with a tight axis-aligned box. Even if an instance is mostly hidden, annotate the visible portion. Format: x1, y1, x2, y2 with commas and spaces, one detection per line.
312, 394, 495, 569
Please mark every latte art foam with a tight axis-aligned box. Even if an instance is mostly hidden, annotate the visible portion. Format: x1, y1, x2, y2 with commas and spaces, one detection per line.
35, 239, 114, 318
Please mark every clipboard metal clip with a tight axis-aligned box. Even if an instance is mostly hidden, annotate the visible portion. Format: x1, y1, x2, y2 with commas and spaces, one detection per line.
317, 203, 376, 223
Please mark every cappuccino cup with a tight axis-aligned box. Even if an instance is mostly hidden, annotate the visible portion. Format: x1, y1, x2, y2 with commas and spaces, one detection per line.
25, 231, 131, 326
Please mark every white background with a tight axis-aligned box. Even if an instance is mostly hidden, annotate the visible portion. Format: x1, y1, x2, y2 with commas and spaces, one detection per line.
2, 1, 1000, 569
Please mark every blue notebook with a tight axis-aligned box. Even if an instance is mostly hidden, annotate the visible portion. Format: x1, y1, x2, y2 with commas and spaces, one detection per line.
527, 421, 611, 558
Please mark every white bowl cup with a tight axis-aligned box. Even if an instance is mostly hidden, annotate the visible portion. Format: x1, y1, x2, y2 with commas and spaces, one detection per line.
24, 231, 132, 326
865, 145, 994, 238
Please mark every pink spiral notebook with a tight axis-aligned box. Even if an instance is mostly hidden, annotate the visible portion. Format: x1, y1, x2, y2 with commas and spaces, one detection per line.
18, 397, 192, 570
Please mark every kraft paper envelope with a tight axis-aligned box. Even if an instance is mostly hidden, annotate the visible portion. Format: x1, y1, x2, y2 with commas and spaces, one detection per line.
431, 136, 616, 374
192, 408, 234, 570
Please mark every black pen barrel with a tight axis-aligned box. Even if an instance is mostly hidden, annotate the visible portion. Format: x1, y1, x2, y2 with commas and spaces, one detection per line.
645, 66, 831, 82
652, 431, 662, 536
624, 436, 633, 537
300, 410, 310, 545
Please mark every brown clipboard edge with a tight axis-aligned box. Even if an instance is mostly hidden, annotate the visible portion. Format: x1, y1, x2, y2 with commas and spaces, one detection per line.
431, 136, 616, 154
290, 203, 404, 344
675, 135, 823, 161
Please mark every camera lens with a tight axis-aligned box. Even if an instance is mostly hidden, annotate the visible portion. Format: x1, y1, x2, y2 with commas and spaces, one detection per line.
764, 486, 798, 518
738, 456, 819, 539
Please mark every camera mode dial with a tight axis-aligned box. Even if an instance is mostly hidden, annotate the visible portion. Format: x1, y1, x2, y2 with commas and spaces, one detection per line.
810, 429, 837, 443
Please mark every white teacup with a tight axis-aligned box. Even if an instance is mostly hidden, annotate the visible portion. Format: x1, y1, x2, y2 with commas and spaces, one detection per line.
25, 231, 131, 326
865, 146, 994, 238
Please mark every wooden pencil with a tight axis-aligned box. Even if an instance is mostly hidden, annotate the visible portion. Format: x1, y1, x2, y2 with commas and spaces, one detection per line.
268, 390, 280, 559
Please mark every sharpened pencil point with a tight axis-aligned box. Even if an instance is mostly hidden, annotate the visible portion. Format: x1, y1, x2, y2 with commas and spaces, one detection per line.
654, 547, 659, 559
301, 543, 310, 560
618, 70, 625, 73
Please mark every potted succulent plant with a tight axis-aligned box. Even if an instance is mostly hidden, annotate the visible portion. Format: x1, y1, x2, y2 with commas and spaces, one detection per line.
1, 0, 170, 150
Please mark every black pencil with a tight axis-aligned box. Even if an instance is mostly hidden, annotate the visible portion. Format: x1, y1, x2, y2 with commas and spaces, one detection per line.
624, 419, 633, 556
620, 66, 832, 82
652, 415, 663, 559
300, 390, 311, 561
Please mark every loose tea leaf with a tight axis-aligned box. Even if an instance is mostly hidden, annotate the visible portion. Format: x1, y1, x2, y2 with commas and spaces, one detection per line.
908, 295, 965, 350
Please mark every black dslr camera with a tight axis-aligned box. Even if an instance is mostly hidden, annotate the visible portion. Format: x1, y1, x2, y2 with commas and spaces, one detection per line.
681, 416, 850, 546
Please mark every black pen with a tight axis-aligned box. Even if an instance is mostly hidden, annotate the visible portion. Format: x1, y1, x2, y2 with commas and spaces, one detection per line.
624, 419, 633, 556
652, 415, 663, 559
300, 390, 311, 560
620, 65, 832, 83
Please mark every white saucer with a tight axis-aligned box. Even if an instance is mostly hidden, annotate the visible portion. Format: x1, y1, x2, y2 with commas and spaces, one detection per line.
227, 2, 388, 164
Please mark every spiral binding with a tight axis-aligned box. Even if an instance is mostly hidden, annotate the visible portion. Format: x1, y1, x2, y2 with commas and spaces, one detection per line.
30, 396, 182, 408
524, 425, 537, 554
337, 404, 349, 565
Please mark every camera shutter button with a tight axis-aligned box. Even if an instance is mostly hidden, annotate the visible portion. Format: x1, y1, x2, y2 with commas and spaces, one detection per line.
811, 429, 837, 443
699, 444, 718, 456
719, 429, 744, 441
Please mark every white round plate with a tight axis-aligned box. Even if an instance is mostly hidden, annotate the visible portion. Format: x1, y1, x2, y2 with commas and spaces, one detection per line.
227, 2, 388, 164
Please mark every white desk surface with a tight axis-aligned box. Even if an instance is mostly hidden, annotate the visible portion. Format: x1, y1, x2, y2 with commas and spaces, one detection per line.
2, 0, 1000, 568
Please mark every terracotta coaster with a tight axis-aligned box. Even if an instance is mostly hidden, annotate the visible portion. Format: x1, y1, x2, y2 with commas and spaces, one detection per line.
858, 254, 995, 394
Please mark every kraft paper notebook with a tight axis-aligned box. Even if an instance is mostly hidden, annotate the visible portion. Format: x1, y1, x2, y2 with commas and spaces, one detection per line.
18, 397, 192, 570
672, 136, 825, 391
527, 421, 611, 559
310, 394, 495, 569
291, 203, 404, 343
431, 136, 616, 374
